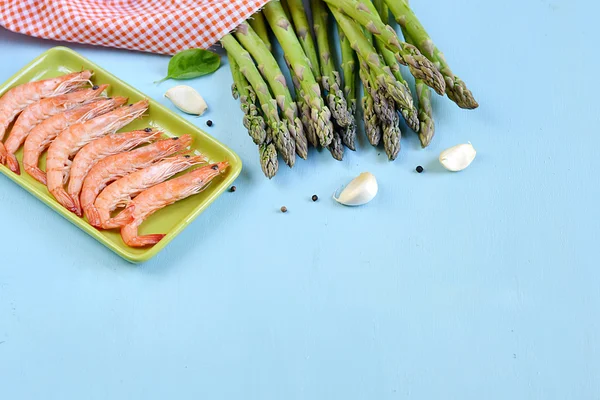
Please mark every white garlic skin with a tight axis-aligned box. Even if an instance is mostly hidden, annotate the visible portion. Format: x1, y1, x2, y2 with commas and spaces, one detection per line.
333, 172, 378, 206
164, 85, 208, 116
439, 143, 477, 172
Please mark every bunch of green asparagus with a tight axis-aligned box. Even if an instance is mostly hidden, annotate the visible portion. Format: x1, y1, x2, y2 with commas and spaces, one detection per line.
222, 0, 477, 178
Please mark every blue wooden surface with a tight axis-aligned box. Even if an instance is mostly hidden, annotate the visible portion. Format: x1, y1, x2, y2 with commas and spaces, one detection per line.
1, 0, 599, 398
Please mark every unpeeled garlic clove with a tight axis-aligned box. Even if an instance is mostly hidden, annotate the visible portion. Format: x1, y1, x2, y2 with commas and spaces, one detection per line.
164, 85, 208, 116
333, 172, 378, 206
439, 143, 477, 172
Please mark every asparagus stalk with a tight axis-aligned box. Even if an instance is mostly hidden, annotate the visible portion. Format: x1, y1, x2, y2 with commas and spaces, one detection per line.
378, 84, 402, 160
415, 78, 434, 147
228, 57, 267, 145
328, 129, 345, 161
403, 30, 435, 147
285, 0, 321, 80
372, 0, 400, 81
263, 1, 334, 147
371, 0, 418, 132
373, 0, 388, 23
311, 0, 352, 129
323, 0, 445, 95
248, 11, 272, 51
234, 22, 308, 160
363, 60, 401, 158
330, 6, 416, 126
221, 34, 296, 167
373, 41, 417, 132
361, 5, 400, 155
230, 57, 277, 177
286, 57, 319, 148
280, 0, 293, 22
359, 67, 381, 146
385, 0, 478, 109
339, 29, 357, 150
360, 13, 382, 147
259, 135, 279, 179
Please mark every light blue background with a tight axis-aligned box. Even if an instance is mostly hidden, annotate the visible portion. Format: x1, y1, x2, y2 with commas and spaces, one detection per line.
1, 0, 599, 398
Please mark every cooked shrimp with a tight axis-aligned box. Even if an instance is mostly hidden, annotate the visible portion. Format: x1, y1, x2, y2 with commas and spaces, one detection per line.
67, 130, 159, 216
118, 162, 229, 247
82, 134, 193, 227
0, 70, 93, 163
46, 99, 148, 213
94, 154, 206, 229
22, 97, 127, 185
3, 84, 109, 174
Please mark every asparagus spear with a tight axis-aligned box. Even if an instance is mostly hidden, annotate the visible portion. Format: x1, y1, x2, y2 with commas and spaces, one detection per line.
323, 0, 445, 95
415, 77, 434, 147
234, 22, 308, 160
228, 57, 267, 145
373, 39, 418, 132
369, 0, 418, 133
402, 29, 435, 147
221, 34, 296, 167
280, 0, 293, 22
373, 0, 388, 23
385, 0, 478, 109
263, 1, 334, 147
378, 85, 402, 160
328, 129, 345, 161
248, 11, 272, 51
359, 67, 381, 146
330, 6, 416, 126
286, 56, 319, 148
311, 0, 352, 129
285, 0, 321, 79
259, 135, 279, 179
360, 4, 400, 154
362, 60, 401, 158
230, 57, 277, 177
339, 29, 357, 150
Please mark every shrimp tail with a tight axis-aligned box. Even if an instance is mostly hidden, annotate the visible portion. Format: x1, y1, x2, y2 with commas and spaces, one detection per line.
105, 204, 135, 229
71, 195, 82, 217
6, 153, 20, 174
25, 166, 47, 185
0, 143, 6, 165
85, 205, 103, 227
126, 234, 165, 248
121, 221, 165, 247
50, 188, 79, 214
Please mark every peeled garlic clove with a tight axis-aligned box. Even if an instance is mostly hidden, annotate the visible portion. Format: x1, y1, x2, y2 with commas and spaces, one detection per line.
333, 172, 378, 206
439, 143, 477, 172
164, 85, 208, 116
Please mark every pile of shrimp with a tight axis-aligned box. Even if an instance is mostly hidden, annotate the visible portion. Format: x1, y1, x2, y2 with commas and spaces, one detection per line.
0, 70, 229, 248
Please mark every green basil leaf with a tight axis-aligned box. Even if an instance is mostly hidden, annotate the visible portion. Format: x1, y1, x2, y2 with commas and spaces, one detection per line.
156, 49, 221, 83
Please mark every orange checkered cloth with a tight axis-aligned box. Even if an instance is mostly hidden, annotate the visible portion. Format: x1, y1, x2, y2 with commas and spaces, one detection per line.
0, 0, 269, 55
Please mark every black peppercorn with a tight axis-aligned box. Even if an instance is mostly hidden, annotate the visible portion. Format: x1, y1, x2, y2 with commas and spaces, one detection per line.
312, 195, 318, 202
281, 206, 287, 213
206, 120, 213, 127
416, 166, 424, 173
230, 186, 237, 192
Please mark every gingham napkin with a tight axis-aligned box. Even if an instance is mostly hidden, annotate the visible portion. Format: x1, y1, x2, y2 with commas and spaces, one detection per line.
0, 0, 269, 55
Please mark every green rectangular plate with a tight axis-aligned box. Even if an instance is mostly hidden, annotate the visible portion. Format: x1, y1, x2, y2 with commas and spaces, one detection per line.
0, 46, 242, 263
